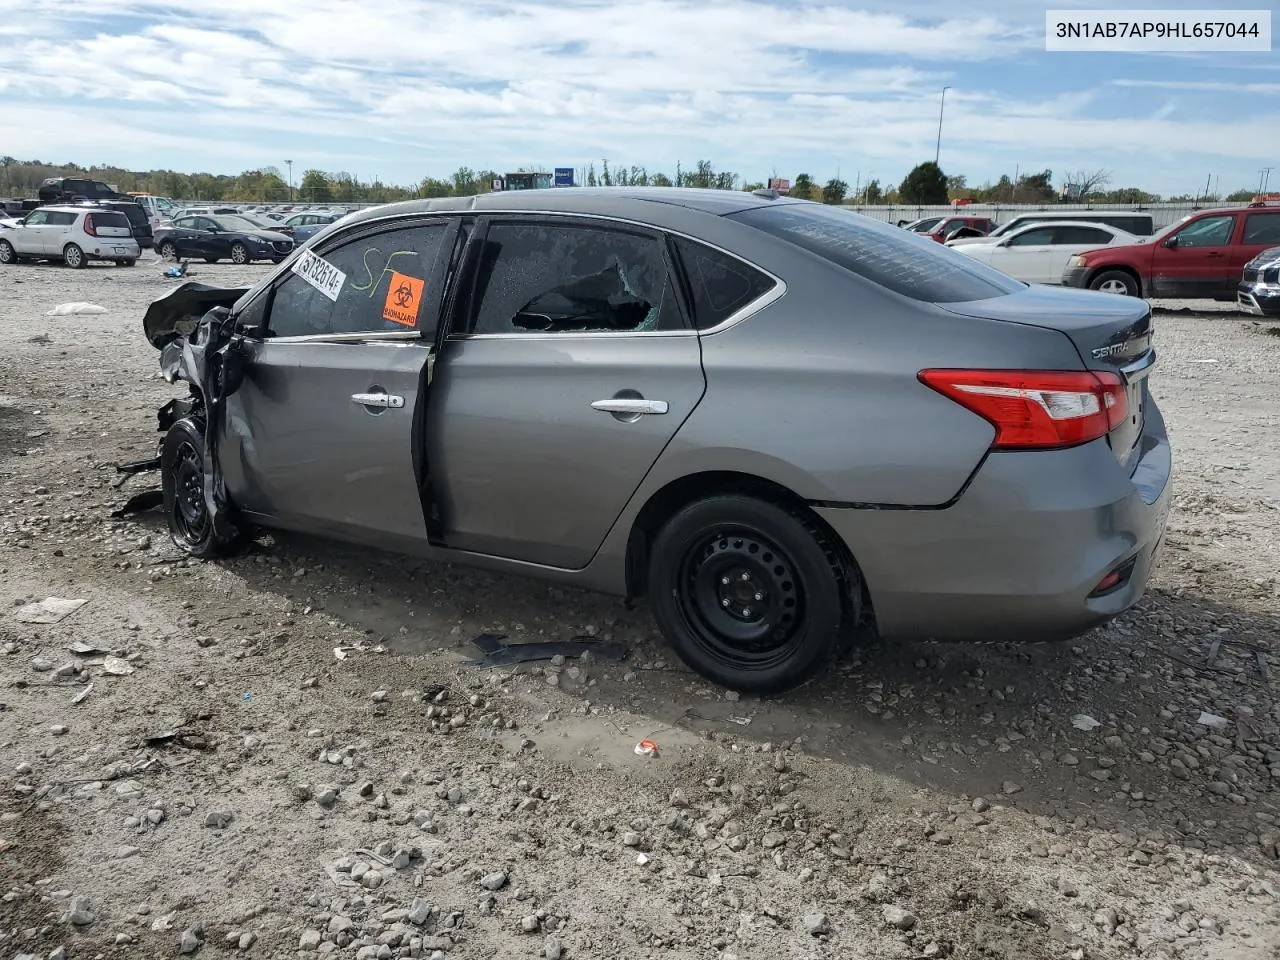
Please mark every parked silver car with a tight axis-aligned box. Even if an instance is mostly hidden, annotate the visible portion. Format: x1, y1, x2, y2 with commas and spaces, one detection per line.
135, 188, 1172, 693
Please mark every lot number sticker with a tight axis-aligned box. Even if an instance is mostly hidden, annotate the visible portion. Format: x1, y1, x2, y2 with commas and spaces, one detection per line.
292, 249, 346, 302
382, 272, 424, 327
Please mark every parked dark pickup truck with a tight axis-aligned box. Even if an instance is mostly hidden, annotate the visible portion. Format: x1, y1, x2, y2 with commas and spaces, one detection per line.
1061, 205, 1280, 299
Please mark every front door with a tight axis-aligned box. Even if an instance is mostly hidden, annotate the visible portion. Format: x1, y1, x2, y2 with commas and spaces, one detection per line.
429, 216, 706, 569
13, 210, 52, 254
995, 226, 1058, 283
1149, 213, 1236, 298
219, 216, 458, 550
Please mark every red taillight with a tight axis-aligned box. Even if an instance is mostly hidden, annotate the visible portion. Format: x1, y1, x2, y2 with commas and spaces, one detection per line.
83, 214, 98, 237
918, 369, 1128, 449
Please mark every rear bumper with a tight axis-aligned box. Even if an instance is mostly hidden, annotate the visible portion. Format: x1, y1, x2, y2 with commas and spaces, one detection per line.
1237, 281, 1280, 317
816, 399, 1172, 642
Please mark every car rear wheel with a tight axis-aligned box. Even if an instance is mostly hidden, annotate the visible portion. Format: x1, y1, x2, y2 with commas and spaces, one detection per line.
1090, 270, 1139, 297
158, 240, 178, 260
647, 495, 851, 694
63, 243, 85, 269
230, 243, 250, 265
161, 418, 249, 559
0, 240, 15, 265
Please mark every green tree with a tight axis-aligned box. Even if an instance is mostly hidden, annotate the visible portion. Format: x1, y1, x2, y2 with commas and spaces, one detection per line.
821, 177, 848, 204
586, 163, 598, 187
945, 174, 967, 192
1226, 188, 1255, 202
419, 177, 451, 198
790, 173, 816, 200
898, 162, 948, 204
863, 178, 883, 204
742, 181, 765, 192
299, 169, 332, 202
651, 172, 673, 187
451, 167, 480, 195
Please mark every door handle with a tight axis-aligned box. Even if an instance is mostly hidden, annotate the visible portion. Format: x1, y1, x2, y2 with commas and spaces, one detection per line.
591, 398, 668, 415
1206, 252, 1224, 258
351, 392, 404, 409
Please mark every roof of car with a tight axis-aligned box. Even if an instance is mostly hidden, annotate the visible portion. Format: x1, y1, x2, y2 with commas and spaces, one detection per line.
1003, 220, 1130, 231
342, 187, 801, 229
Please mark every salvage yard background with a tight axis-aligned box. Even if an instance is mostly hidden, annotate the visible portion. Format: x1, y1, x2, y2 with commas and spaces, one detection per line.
1, 255, 1279, 959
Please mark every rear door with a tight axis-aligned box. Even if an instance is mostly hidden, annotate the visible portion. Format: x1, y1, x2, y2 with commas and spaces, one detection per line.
993, 226, 1058, 282
1149, 213, 1236, 298
428, 215, 704, 568
1233, 211, 1280, 285
220, 216, 459, 548
44, 211, 79, 254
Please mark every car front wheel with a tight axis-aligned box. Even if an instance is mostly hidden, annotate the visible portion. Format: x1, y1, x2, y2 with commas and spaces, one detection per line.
0, 239, 15, 264
1090, 269, 1140, 297
158, 240, 178, 260
161, 418, 249, 559
647, 495, 852, 694
230, 242, 250, 264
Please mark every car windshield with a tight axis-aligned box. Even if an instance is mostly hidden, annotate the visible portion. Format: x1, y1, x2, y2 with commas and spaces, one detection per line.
731, 203, 1025, 303
214, 216, 263, 232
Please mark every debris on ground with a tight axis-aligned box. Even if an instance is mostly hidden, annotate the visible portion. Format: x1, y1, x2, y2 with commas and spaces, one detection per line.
13, 597, 88, 623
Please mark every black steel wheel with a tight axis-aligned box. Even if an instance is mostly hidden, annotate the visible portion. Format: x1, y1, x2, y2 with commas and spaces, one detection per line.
160, 418, 248, 558
648, 495, 852, 694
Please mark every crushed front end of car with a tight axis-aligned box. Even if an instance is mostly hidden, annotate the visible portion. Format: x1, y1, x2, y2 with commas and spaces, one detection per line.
115, 282, 255, 544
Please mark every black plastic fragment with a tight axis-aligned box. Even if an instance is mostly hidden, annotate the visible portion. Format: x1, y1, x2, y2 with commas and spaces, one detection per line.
469, 633, 630, 667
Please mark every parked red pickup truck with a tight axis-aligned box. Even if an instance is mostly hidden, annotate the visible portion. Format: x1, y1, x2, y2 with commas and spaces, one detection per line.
1061, 205, 1280, 298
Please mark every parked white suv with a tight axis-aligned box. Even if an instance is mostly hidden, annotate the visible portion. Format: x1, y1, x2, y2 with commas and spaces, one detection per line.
0, 205, 141, 268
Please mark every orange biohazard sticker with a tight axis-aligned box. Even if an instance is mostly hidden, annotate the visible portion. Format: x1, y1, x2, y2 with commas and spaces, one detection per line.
382, 272, 425, 327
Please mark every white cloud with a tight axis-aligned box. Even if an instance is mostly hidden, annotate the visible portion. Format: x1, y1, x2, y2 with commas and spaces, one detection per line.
0, 0, 1274, 194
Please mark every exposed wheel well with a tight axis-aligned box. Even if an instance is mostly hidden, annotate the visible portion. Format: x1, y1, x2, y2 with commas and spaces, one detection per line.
1086, 264, 1142, 296
624, 470, 871, 626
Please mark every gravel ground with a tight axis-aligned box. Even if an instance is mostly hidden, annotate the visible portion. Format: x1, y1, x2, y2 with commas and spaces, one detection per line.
2, 256, 1279, 960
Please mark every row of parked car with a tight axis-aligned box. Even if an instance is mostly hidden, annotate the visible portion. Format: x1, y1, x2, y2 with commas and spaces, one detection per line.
902, 203, 1280, 316
0, 201, 351, 268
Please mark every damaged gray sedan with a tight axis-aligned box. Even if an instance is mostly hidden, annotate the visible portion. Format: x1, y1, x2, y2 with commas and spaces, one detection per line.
134, 188, 1171, 693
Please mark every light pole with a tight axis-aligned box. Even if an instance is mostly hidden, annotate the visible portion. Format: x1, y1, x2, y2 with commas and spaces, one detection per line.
285, 160, 293, 202
934, 86, 951, 166
1260, 167, 1273, 194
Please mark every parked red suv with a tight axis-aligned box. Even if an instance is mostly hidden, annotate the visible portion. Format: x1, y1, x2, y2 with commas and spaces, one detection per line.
903, 215, 996, 243
1061, 205, 1280, 299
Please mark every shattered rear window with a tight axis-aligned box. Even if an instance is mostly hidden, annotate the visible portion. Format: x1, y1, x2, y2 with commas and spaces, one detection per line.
730, 204, 1024, 303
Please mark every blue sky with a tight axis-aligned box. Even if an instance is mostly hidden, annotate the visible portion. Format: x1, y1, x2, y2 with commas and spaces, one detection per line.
0, 0, 1276, 196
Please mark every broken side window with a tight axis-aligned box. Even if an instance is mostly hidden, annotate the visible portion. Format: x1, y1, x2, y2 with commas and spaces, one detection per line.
467, 221, 683, 335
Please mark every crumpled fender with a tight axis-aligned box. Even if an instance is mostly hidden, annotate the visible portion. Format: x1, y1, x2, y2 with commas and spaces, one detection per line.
143, 281, 250, 349
145, 282, 254, 542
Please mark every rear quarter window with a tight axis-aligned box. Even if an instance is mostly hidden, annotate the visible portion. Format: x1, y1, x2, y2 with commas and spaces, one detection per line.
671, 236, 776, 329
730, 203, 1024, 303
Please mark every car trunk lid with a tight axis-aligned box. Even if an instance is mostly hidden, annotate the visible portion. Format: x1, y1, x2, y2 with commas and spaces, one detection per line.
939, 285, 1154, 469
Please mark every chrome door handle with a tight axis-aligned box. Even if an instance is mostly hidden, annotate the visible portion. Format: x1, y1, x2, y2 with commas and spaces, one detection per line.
351, 392, 404, 408
591, 398, 668, 415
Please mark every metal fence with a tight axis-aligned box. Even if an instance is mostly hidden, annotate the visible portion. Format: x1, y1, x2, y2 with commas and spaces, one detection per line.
173, 198, 1215, 229
842, 202, 1206, 229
